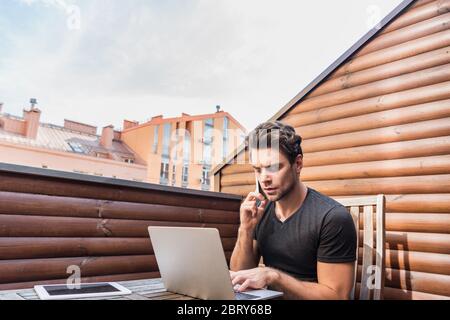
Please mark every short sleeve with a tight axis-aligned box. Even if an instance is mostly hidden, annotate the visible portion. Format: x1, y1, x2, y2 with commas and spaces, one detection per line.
317, 205, 357, 263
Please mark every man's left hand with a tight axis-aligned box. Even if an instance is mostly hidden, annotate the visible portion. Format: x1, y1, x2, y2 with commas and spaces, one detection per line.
230, 267, 279, 292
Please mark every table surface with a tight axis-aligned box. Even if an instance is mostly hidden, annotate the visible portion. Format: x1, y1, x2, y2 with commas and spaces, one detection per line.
0, 278, 197, 300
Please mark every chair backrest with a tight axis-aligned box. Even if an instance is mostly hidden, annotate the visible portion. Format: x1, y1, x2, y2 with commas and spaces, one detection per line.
334, 195, 386, 300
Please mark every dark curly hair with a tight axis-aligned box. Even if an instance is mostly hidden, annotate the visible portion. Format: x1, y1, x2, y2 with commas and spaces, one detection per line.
246, 121, 303, 164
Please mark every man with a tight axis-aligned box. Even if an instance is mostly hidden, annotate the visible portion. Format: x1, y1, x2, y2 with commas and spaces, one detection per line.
230, 121, 357, 300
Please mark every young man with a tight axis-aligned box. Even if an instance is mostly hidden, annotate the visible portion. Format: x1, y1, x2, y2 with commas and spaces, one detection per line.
230, 121, 357, 300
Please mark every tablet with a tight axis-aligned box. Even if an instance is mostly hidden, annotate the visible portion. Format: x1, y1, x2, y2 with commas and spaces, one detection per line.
34, 282, 132, 300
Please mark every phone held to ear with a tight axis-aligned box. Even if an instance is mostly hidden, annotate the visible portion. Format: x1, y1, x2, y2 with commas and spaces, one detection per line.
255, 176, 267, 208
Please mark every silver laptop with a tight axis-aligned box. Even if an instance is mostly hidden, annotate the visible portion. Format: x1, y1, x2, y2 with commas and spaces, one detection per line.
148, 227, 283, 300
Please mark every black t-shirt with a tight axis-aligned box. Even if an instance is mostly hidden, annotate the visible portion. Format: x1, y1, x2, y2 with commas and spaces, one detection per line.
254, 187, 357, 282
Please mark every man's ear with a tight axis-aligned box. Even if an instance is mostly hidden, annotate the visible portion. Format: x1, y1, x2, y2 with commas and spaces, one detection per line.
295, 154, 303, 174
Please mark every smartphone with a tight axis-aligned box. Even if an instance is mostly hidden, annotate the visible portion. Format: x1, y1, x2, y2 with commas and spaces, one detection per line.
255, 176, 268, 207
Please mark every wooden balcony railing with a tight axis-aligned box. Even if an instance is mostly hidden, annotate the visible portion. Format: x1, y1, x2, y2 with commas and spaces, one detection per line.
0, 163, 242, 290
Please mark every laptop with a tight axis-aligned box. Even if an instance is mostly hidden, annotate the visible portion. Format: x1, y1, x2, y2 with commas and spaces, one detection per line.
148, 227, 283, 300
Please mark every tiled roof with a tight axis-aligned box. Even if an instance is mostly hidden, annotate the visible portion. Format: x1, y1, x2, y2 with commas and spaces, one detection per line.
0, 121, 138, 161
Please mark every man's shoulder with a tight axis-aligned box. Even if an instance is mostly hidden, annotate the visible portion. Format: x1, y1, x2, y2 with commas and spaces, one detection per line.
307, 189, 355, 230
307, 188, 345, 212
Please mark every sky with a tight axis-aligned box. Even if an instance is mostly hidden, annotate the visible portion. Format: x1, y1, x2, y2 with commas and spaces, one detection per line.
0, 0, 404, 132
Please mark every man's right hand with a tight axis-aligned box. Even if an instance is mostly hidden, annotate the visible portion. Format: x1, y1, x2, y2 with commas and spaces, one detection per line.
239, 192, 268, 232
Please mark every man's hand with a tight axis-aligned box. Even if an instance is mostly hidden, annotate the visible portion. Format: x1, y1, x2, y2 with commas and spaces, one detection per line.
230, 192, 267, 272
230, 267, 279, 292
240, 192, 268, 232
231, 262, 355, 300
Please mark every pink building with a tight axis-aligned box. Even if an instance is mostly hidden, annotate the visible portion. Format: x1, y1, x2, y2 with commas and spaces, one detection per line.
0, 101, 147, 181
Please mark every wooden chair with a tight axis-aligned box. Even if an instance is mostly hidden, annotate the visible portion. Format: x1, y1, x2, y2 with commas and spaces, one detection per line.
335, 195, 386, 300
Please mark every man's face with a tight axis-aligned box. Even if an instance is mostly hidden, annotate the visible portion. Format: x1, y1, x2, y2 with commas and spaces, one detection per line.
250, 148, 302, 202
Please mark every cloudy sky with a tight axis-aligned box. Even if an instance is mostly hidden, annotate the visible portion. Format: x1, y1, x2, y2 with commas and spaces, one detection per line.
0, 0, 403, 132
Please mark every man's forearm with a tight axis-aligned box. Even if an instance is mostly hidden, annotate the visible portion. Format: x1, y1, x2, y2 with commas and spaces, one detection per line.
230, 228, 258, 271
268, 269, 350, 300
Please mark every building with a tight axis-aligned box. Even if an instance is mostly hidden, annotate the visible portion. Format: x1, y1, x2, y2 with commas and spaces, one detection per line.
0, 102, 246, 191
0, 101, 147, 181
213, 0, 450, 299
121, 107, 246, 191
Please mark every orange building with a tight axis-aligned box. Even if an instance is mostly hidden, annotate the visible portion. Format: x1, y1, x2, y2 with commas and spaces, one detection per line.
121, 107, 246, 190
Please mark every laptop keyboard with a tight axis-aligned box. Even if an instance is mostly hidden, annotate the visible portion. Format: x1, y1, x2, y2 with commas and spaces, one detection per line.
234, 292, 259, 300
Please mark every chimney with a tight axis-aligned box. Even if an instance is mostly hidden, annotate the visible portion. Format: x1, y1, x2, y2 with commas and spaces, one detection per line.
100, 125, 114, 149
216, 105, 221, 113
123, 119, 139, 130
23, 99, 41, 139
113, 130, 122, 141
64, 119, 97, 135
0, 102, 3, 113
151, 115, 163, 121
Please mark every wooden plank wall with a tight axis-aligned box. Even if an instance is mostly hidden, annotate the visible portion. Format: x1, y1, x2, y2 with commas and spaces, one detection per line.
218, 0, 450, 300
0, 166, 241, 290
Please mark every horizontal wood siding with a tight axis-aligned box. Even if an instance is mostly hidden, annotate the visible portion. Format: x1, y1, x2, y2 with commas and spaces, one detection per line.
0, 166, 241, 290
217, 0, 450, 299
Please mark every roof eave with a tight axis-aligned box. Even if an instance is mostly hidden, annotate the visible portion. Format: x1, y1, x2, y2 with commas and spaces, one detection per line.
212, 0, 416, 175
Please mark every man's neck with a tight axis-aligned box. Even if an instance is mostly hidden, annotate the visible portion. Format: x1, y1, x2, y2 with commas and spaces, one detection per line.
275, 181, 308, 221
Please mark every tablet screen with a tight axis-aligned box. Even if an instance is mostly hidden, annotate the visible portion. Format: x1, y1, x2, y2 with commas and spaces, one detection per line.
43, 283, 121, 296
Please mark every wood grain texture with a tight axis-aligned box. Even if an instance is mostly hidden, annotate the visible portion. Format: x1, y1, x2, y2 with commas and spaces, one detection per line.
215, 1, 450, 299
